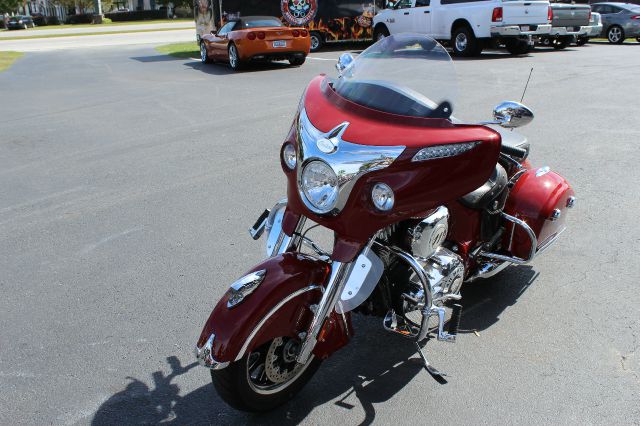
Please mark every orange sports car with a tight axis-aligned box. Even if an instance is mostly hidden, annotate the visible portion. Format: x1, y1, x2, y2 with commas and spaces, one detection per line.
199, 16, 311, 71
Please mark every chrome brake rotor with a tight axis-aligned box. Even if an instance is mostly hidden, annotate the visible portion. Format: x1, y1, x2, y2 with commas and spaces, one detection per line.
264, 337, 303, 384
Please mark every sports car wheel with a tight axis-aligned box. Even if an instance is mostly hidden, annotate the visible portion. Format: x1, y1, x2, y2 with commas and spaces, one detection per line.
211, 336, 322, 412
607, 25, 624, 44
200, 42, 212, 64
289, 56, 306, 66
228, 43, 242, 70
636, 37, 640, 43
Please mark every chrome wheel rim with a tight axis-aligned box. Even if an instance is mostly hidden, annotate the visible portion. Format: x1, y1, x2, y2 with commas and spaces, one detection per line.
310, 36, 319, 50
609, 27, 621, 42
200, 44, 207, 63
455, 33, 468, 52
229, 45, 238, 67
246, 337, 313, 395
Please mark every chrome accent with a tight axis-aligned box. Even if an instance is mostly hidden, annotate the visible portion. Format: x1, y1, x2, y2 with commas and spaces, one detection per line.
482, 101, 534, 129
549, 209, 561, 221
296, 108, 405, 215
408, 206, 449, 259
466, 260, 510, 282
566, 196, 576, 208
535, 166, 550, 177
479, 213, 537, 264
234, 285, 323, 362
195, 334, 230, 370
536, 227, 566, 256
336, 248, 384, 314
412, 142, 480, 162
227, 270, 267, 308
296, 260, 356, 364
265, 199, 289, 257
335, 53, 355, 74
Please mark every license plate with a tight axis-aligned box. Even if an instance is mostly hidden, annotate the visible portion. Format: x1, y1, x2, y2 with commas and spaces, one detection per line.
273, 40, 286, 48
520, 25, 530, 32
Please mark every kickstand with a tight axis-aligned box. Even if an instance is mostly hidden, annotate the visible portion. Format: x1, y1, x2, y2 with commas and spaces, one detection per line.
415, 341, 448, 384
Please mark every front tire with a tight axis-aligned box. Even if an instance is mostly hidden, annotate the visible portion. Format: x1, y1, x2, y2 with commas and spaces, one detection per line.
211, 337, 322, 412
451, 26, 481, 57
228, 43, 243, 70
607, 25, 624, 44
373, 25, 390, 42
200, 42, 212, 64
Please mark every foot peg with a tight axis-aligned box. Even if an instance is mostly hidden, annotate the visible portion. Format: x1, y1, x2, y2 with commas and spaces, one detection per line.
415, 342, 447, 384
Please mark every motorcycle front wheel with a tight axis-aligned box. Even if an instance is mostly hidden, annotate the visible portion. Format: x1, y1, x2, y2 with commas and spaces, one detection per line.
211, 336, 322, 412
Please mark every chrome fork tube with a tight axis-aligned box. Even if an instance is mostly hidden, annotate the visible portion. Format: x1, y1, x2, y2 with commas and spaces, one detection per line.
273, 215, 307, 255
296, 260, 355, 364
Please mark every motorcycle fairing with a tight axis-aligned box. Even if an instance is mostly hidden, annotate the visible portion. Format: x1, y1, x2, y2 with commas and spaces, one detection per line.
196, 253, 352, 366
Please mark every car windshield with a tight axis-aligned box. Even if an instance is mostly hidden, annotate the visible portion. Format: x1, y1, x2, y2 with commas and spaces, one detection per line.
241, 18, 283, 28
332, 33, 457, 119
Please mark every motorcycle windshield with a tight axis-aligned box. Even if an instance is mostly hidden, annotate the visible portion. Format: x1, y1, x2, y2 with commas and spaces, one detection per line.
332, 33, 458, 120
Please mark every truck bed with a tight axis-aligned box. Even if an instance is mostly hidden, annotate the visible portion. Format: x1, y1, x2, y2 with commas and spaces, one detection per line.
550, 3, 591, 28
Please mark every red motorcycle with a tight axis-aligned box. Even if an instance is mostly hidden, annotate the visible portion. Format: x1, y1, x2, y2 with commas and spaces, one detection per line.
195, 34, 574, 412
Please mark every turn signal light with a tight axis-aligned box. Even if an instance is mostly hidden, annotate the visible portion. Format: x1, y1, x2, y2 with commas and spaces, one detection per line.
301, 29, 308, 36
292, 29, 300, 37
247, 32, 256, 40
492, 7, 503, 22
257, 31, 265, 39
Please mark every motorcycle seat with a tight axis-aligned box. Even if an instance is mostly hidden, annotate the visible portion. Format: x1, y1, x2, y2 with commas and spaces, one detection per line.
459, 163, 508, 210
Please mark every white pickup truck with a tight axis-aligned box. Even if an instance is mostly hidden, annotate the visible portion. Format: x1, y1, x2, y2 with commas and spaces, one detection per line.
373, 0, 553, 56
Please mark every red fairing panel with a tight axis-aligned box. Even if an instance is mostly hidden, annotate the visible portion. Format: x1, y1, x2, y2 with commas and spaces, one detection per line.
282, 76, 502, 261
504, 168, 575, 259
197, 253, 352, 363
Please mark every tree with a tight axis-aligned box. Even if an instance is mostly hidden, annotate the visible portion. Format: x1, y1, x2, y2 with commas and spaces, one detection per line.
0, 0, 21, 14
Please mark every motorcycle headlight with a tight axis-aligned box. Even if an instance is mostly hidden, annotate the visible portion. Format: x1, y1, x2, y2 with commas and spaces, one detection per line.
282, 143, 296, 170
300, 160, 338, 214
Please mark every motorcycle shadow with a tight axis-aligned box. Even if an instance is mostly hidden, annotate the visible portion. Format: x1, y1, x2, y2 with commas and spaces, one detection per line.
91, 265, 537, 425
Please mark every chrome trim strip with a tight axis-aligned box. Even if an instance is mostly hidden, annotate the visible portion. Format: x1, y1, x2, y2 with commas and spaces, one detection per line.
296, 108, 405, 215
194, 334, 231, 370
234, 285, 323, 362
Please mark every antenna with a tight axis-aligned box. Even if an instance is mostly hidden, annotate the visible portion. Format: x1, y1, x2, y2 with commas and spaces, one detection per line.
520, 67, 534, 103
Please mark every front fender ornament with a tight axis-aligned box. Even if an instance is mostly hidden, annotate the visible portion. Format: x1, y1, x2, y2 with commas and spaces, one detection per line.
227, 270, 267, 308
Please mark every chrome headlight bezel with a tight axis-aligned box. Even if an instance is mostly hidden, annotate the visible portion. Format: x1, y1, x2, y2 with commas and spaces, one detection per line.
299, 160, 339, 214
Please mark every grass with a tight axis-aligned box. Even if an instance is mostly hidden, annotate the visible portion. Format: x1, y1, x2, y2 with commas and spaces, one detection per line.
0, 27, 191, 41
0, 18, 192, 32
0, 51, 23, 72
156, 42, 199, 59
590, 37, 639, 44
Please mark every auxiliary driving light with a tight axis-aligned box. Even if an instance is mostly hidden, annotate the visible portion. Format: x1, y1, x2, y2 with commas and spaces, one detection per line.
283, 144, 297, 169
372, 183, 394, 211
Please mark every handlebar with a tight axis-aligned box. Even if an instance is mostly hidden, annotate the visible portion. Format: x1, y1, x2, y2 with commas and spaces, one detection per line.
500, 144, 528, 159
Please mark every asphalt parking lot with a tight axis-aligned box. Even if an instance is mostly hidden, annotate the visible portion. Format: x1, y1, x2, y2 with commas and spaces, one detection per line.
1, 42, 639, 425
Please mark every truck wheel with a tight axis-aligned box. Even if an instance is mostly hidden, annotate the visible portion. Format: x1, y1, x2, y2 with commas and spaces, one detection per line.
607, 25, 624, 44
451, 26, 481, 57
373, 25, 390, 42
576, 36, 588, 46
505, 39, 530, 55
309, 32, 323, 52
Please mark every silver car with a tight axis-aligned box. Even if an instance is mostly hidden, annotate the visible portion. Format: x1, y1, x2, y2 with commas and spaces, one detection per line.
591, 2, 640, 43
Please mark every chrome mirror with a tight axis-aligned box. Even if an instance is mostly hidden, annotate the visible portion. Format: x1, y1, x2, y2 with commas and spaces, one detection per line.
492, 101, 534, 128
336, 53, 355, 75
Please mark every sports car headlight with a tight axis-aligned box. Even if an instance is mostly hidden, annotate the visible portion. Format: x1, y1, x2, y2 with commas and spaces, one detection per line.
300, 160, 339, 214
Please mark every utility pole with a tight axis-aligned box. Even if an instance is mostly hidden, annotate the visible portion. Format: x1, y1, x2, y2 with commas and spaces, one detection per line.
92, 0, 103, 23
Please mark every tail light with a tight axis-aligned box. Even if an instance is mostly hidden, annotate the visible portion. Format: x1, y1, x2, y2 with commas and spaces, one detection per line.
247, 32, 256, 40
257, 31, 265, 40
631, 15, 640, 20
301, 29, 308, 36
492, 7, 503, 22
548, 6, 553, 22
292, 29, 300, 37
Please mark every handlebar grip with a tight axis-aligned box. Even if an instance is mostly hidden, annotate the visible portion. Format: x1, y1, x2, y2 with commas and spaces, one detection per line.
500, 144, 528, 158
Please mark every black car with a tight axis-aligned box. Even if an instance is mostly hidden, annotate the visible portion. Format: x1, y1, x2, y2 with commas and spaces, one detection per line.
7, 15, 35, 30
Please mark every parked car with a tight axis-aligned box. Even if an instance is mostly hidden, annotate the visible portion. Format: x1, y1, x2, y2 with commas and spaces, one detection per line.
372, 0, 553, 56
576, 11, 603, 45
538, 2, 591, 49
591, 2, 640, 43
199, 16, 311, 70
6, 15, 35, 30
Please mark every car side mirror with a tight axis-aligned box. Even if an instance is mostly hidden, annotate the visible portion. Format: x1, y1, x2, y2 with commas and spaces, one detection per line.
336, 53, 355, 75
491, 101, 534, 128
